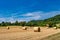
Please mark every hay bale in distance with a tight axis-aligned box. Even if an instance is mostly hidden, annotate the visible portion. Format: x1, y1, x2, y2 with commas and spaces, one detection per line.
22, 27, 27, 30
53, 27, 56, 29
33, 27, 40, 32
6, 27, 10, 30
53, 27, 57, 29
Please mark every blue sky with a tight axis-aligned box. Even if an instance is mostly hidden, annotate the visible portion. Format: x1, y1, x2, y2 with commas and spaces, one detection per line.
0, 0, 60, 22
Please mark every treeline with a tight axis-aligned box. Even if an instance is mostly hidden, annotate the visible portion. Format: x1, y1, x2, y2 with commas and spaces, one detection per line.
0, 20, 42, 26
0, 15, 60, 27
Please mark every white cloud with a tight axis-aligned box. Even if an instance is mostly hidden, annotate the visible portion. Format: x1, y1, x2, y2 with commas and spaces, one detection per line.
20, 11, 42, 20
21, 11, 43, 17
0, 18, 6, 21
23, 13, 33, 16
0, 11, 60, 23
19, 11, 60, 20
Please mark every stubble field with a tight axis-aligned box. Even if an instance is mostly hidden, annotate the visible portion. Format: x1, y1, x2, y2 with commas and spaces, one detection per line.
0, 26, 60, 40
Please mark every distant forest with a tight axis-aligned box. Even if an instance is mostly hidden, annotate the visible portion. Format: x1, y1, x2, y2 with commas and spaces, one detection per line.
0, 15, 60, 27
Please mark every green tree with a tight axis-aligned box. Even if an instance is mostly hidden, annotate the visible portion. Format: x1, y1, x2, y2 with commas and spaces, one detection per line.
14, 21, 19, 26
20, 21, 26, 27
1, 21, 7, 26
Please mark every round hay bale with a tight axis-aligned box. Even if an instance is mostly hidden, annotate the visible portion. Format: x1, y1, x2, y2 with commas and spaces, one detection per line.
53, 27, 58, 29
33, 27, 40, 32
53, 27, 56, 29
6, 27, 10, 30
22, 27, 27, 30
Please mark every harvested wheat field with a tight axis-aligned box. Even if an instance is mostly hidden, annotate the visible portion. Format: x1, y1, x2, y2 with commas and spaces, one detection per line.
0, 26, 60, 40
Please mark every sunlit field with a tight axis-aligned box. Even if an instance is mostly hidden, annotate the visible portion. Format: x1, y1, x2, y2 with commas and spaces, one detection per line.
0, 26, 60, 40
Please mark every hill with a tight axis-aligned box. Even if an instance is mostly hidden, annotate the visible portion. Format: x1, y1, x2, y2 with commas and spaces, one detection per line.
27, 14, 60, 26
44, 15, 60, 23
